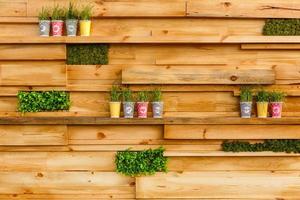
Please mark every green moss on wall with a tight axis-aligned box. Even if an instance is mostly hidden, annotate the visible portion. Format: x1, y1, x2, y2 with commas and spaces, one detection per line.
67, 44, 109, 65
263, 19, 300, 35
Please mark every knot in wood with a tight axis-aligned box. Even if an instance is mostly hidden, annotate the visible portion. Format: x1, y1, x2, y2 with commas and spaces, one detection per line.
230, 75, 238, 81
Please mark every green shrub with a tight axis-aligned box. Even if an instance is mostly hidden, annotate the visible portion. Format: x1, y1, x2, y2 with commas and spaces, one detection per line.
240, 86, 252, 102
79, 4, 93, 20
122, 87, 133, 102
110, 85, 121, 102
263, 19, 300, 35
269, 91, 286, 102
18, 91, 70, 113
38, 7, 51, 20
136, 91, 149, 102
222, 140, 300, 153
115, 147, 168, 177
151, 88, 162, 102
256, 90, 269, 102
67, 44, 109, 65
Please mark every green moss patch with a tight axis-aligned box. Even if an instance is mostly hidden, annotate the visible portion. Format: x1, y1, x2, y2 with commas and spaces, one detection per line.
115, 147, 168, 177
17, 91, 70, 113
263, 19, 300, 35
67, 44, 109, 65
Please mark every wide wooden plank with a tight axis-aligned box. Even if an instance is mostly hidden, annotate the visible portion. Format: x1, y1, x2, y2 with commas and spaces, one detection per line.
0, 45, 66, 60
1, 64, 66, 86
164, 125, 300, 139
242, 44, 300, 50
0, 195, 134, 200
122, 65, 275, 84
136, 171, 300, 198
27, 0, 186, 17
164, 151, 300, 157
0, 1, 27, 17
0, 172, 134, 195
187, 0, 300, 18
0, 125, 67, 146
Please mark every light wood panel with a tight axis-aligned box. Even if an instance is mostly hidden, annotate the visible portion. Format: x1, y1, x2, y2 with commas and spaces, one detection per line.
0, 1, 27, 17
136, 171, 300, 198
164, 151, 300, 157
187, 0, 300, 18
164, 125, 300, 139
122, 65, 275, 85
0, 64, 66, 86
0, 125, 67, 146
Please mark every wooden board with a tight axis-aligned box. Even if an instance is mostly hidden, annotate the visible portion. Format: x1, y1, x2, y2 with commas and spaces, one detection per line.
0, 125, 67, 146
0, 64, 66, 86
122, 65, 275, 85
0, 1, 27, 17
187, 0, 300, 18
136, 171, 300, 198
164, 125, 300, 139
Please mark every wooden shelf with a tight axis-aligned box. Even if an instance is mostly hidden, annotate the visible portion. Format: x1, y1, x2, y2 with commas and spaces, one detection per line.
1, 116, 300, 125
164, 151, 300, 157
2, 36, 300, 44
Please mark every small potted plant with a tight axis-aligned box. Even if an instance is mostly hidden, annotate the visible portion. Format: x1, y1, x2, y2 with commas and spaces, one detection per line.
65, 2, 79, 36
269, 91, 285, 118
151, 88, 163, 118
38, 7, 51, 36
136, 91, 149, 118
240, 86, 253, 118
109, 85, 122, 118
51, 5, 65, 36
256, 90, 269, 118
79, 4, 93, 36
122, 88, 135, 118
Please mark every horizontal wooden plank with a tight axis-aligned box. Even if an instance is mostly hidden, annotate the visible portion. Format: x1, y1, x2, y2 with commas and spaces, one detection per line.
136, 171, 300, 198
0, 125, 67, 146
27, 0, 186, 17
187, 0, 300, 18
0, 45, 66, 60
0, 1, 27, 17
0, 17, 37, 23
1, 117, 300, 125
0, 172, 134, 195
241, 44, 300, 50
164, 125, 300, 139
164, 151, 300, 157
169, 157, 300, 171
122, 65, 275, 84
0, 64, 66, 86
0, 195, 134, 200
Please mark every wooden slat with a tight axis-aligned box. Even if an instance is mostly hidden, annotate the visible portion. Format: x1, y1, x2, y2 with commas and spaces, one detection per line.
241, 44, 300, 50
187, 0, 300, 18
27, 0, 186, 17
0, 45, 66, 60
0, 1, 27, 17
164, 151, 300, 157
0, 172, 134, 196
0, 125, 67, 146
122, 65, 275, 85
164, 125, 300, 139
1, 64, 66, 86
136, 171, 300, 198
0, 195, 134, 200
0, 17, 37, 23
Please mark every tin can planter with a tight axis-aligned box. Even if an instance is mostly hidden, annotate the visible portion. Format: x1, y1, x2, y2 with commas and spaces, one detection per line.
51, 20, 64, 36
123, 102, 135, 118
109, 102, 121, 118
257, 102, 269, 118
270, 102, 283, 118
240, 102, 252, 118
137, 102, 149, 118
66, 19, 78, 36
39, 20, 50, 36
152, 102, 164, 118
80, 20, 91, 36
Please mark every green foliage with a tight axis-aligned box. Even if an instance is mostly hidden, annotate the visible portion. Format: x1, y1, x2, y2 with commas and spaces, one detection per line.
110, 85, 121, 102
65, 2, 79, 20
79, 4, 93, 20
136, 91, 149, 102
269, 91, 285, 102
38, 7, 51, 20
263, 19, 300, 35
240, 86, 253, 102
67, 44, 109, 65
222, 140, 300, 153
115, 147, 168, 177
256, 90, 269, 102
17, 91, 70, 113
151, 88, 162, 102
51, 5, 66, 20
122, 87, 133, 102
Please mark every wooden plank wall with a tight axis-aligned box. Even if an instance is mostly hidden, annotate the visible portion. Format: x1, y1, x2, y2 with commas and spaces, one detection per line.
1, 0, 300, 199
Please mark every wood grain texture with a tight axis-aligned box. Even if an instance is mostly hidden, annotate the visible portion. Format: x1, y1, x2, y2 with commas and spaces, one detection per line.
0, 1, 27, 17
122, 65, 275, 84
136, 171, 300, 198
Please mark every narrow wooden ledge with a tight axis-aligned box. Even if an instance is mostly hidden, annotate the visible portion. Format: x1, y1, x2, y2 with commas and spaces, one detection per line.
2, 36, 300, 44
164, 151, 300, 157
1, 117, 300, 125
